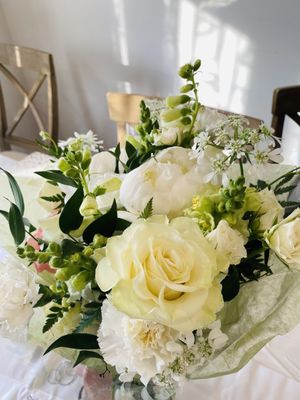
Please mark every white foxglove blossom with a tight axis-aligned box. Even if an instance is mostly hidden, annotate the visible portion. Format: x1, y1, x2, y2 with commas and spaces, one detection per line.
207, 220, 247, 272
258, 189, 284, 231
98, 300, 182, 385
59, 130, 103, 152
195, 108, 226, 131
0, 255, 39, 340
120, 147, 211, 218
155, 127, 182, 145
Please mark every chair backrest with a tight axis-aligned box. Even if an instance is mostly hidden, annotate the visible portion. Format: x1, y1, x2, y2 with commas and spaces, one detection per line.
271, 85, 300, 138
106, 91, 262, 144
0, 43, 58, 152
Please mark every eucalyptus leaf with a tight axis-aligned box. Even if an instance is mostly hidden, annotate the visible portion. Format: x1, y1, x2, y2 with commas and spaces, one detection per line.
44, 333, 99, 355
8, 202, 25, 245
73, 350, 103, 367
35, 170, 77, 188
59, 186, 84, 233
0, 168, 24, 215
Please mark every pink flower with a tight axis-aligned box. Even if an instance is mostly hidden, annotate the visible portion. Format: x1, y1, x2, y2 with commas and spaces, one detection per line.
26, 229, 55, 274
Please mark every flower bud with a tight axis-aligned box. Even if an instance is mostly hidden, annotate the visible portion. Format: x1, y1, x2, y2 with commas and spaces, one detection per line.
57, 158, 70, 172
93, 234, 107, 248
193, 59, 201, 71
38, 253, 51, 264
79, 195, 98, 217
181, 116, 192, 126
71, 270, 91, 291
166, 95, 190, 108
82, 149, 92, 170
55, 265, 81, 281
49, 256, 63, 268
160, 108, 182, 123
178, 63, 193, 79
180, 84, 193, 93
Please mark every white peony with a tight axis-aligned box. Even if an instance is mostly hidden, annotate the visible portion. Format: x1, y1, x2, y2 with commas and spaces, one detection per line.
0, 255, 39, 340
257, 189, 284, 231
265, 208, 300, 269
207, 220, 247, 271
119, 147, 212, 218
98, 300, 182, 386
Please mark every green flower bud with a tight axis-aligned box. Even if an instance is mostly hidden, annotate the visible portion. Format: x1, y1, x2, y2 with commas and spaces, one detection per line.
75, 151, 83, 162
93, 233, 107, 248
193, 59, 201, 71
49, 256, 64, 268
180, 107, 191, 116
55, 265, 81, 281
178, 63, 193, 79
69, 140, 82, 152
82, 149, 92, 169
225, 199, 235, 212
38, 253, 51, 263
65, 168, 79, 179
83, 246, 94, 257
39, 131, 51, 141
79, 194, 98, 217
48, 242, 61, 255
57, 158, 70, 172
71, 270, 91, 292
160, 108, 182, 123
93, 185, 106, 197
180, 84, 194, 93
166, 95, 190, 108
181, 116, 192, 126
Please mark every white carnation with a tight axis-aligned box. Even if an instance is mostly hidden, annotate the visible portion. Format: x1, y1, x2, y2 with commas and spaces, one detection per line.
98, 300, 182, 386
0, 255, 39, 340
119, 147, 211, 218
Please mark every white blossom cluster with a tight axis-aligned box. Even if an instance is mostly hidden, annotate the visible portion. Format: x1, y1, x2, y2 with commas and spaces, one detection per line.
190, 116, 283, 183
59, 130, 103, 153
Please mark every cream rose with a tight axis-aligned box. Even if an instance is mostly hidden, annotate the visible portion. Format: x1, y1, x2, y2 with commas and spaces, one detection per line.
119, 147, 211, 218
96, 216, 224, 332
258, 189, 284, 231
207, 220, 247, 272
265, 208, 300, 269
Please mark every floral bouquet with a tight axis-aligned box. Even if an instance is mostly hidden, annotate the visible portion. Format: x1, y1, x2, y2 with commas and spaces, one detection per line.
1, 59, 300, 399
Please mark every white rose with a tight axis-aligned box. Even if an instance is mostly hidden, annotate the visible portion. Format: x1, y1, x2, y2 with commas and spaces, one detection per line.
207, 220, 247, 272
258, 189, 284, 231
0, 255, 39, 340
96, 216, 223, 332
266, 208, 300, 269
119, 147, 211, 218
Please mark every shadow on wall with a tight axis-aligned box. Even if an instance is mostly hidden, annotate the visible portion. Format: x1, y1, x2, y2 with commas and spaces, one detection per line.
0, 0, 299, 153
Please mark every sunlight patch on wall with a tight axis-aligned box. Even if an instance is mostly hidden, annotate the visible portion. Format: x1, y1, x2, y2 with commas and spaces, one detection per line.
112, 0, 129, 66
177, 0, 253, 114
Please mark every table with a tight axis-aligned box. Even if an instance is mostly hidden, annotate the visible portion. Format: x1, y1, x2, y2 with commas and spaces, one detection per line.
1, 154, 300, 399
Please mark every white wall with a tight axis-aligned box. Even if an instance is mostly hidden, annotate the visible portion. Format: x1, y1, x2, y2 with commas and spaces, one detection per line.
0, 0, 299, 160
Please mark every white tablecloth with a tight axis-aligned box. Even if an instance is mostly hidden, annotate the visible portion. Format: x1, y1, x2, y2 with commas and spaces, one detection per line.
1, 154, 300, 399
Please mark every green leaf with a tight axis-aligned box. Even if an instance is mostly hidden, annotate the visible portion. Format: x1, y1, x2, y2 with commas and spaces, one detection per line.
1, 168, 24, 215
125, 141, 136, 158
221, 266, 240, 302
73, 307, 102, 333
61, 239, 83, 257
73, 350, 103, 367
59, 186, 84, 233
34, 285, 59, 308
280, 200, 300, 207
44, 333, 99, 355
82, 200, 117, 244
8, 202, 25, 245
139, 198, 153, 219
0, 209, 9, 221
115, 218, 131, 232
43, 311, 63, 333
35, 170, 77, 188
274, 185, 296, 195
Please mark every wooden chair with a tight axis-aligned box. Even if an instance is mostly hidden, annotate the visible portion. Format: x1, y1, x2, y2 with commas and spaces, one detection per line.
271, 85, 300, 138
0, 43, 58, 158
106, 91, 262, 144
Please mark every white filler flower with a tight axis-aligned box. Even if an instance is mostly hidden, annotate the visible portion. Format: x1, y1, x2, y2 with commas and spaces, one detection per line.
98, 300, 182, 386
0, 255, 39, 340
